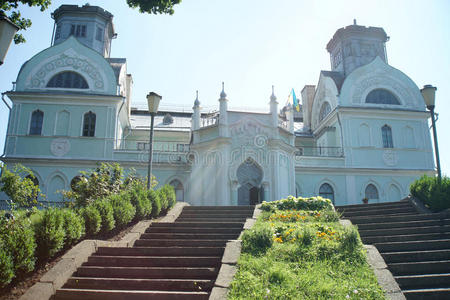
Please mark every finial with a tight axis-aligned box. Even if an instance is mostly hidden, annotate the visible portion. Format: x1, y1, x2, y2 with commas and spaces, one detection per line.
353, 19, 357, 25
220, 82, 227, 99
270, 85, 277, 102
194, 90, 200, 106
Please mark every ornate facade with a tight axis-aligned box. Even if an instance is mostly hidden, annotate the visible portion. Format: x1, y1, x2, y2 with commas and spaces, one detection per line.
0, 5, 435, 207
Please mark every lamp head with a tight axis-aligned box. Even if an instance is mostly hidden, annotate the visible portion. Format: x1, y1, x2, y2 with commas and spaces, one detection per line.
420, 85, 437, 109
147, 92, 162, 113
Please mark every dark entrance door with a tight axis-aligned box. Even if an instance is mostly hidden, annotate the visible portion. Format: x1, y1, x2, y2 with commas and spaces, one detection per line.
249, 186, 259, 205
236, 159, 263, 205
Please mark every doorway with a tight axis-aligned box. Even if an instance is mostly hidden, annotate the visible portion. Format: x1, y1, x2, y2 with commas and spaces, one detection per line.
236, 159, 263, 205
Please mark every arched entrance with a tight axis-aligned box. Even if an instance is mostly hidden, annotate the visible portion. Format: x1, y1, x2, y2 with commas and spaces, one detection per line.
237, 159, 263, 205
169, 179, 184, 202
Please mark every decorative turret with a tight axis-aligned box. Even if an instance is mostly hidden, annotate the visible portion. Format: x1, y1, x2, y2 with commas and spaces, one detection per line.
51, 4, 116, 57
192, 90, 201, 130
326, 20, 389, 77
218, 82, 229, 136
270, 85, 278, 128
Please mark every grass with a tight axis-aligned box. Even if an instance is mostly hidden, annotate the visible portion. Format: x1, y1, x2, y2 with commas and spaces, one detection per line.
228, 209, 386, 300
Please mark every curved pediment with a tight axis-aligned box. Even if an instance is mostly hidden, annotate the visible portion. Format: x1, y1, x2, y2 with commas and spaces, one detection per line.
15, 36, 117, 95
311, 72, 340, 130
339, 56, 425, 111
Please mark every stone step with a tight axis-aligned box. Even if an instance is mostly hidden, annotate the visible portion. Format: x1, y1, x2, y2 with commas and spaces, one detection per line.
178, 211, 253, 217
358, 225, 450, 237
183, 206, 254, 211
395, 273, 450, 289
134, 239, 228, 247
388, 260, 450, 276
96, 247, 224, 257
176, 217, 248, 222
140, 233, 238, 240
336, 200, 409, 210
362, 232, 450, 244
151, 222, 244, 228
145, 227, 243, 234
357, 219, 450, 231
403, 288, 450, 300
375, 239, 450, 253
348, 213, 442, 225
84, 256, 222, 267
336, 202, 414, 212
64, 277, 214, 292
341, 207, 417, 218
382, 249, 450, 263
76, 266, 218, 279
54, 288, 209, 300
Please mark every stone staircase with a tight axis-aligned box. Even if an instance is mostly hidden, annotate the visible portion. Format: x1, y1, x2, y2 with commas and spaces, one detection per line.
53, 205, 254, 300
337, 200, 450, 300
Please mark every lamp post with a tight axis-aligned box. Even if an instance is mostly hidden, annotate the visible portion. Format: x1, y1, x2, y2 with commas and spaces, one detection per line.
0, 15, 19, 65
146, 92, 162, 189
420, 85, 441, 182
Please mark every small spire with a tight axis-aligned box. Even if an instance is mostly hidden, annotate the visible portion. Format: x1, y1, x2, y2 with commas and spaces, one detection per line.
270, 85, 277, 102
220, 82, 227, 99
353, 19, 357, 25
194, 90, 200, 106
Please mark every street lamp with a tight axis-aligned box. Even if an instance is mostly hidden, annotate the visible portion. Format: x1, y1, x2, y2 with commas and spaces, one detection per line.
0, 15, 19, 65
146, 92, 162, 189
420, 84, 441, 182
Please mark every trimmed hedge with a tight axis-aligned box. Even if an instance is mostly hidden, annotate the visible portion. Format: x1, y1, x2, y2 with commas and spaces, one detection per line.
0, 182, 175, 288
261, 195, 334, 212
34, 208, 65, 261
410, 175, 450, 212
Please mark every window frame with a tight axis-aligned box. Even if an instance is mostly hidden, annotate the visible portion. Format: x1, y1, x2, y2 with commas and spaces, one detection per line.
365, 184, 379, 200
82, 111, 96, 137
47, 71, 89, 89
382, 125, 394, 148
29, 110, 44, 135
319, 183, 334, 203
365, 89, 400, 105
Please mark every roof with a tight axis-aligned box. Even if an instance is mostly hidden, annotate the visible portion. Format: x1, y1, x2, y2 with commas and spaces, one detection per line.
130, 113, 191, 132
321, 71, 345, 92
106, 58, 126, 84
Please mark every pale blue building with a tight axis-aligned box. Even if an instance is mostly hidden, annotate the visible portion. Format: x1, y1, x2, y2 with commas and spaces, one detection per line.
0, 4, 435, 208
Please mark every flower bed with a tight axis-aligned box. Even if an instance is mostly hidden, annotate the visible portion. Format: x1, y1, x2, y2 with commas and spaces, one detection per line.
229, 197, 386, 299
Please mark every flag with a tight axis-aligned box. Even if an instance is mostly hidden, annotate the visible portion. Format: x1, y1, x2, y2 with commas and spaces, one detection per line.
287, 88, 300, 112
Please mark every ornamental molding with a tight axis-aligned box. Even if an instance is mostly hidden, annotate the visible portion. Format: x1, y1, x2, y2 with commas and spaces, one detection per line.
50, 138, 70, 157
350, 71, 413, 106
27, 51, 104, 90
382, 150, 398, 167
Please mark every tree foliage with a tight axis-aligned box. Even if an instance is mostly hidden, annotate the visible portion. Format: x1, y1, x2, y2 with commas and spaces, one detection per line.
0, 164, 40, 208
0, 0, 51, 44
0, 0, 182, 44
127, 0, 182, 15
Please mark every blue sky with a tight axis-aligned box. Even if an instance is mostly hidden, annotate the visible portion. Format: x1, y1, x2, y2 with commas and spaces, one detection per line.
1, 0, 449, 175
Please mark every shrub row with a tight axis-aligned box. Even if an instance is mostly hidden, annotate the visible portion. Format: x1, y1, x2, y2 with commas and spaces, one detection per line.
0, 183, 176, 288
260, 195, 334, 212
410, 175, 450, 212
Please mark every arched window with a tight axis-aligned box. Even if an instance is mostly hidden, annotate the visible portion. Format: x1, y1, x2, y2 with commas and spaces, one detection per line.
365, 184, 379, 200
319, 102, 331, 122
83, 111, 96, 137
382, 125, 393, 148
319, 183, 334, 203
169, 179, 184, 202
366, 89, 400, 105
30, 110, 44, 135
47, 71, 88, 89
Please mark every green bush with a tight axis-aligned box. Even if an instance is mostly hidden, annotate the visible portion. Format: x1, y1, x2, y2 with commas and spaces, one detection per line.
295, 226, 315, 247
158, 188, 169, 212
0, 238, 14, 288
261, 196, 333, 212
61, 209, 85, 245
0, 216, 36, 276
339, 225, 361, 254
80, 205, 101, 236
241, 224, 273, 255
149, 189, 161, 218
93, 199, 115, 233
410, 175, 450, 212
110, 194, 136, 228
163, 184, 176, 209
34, 208, 65, 261
128, 182, 152, 220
